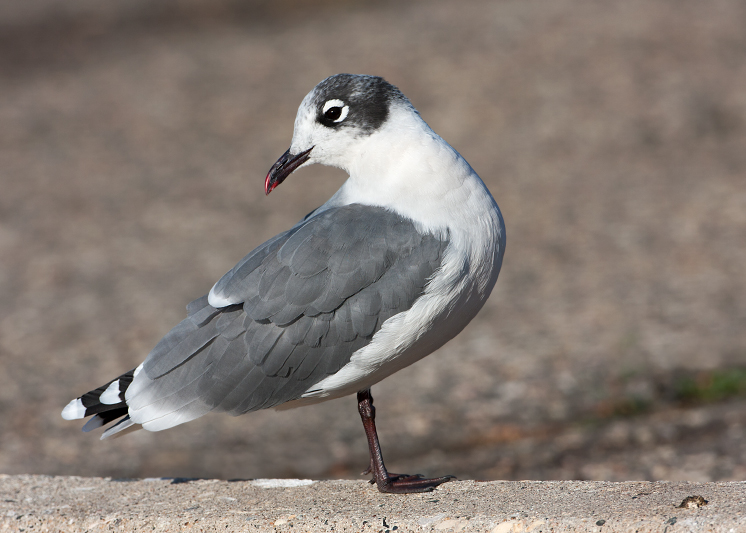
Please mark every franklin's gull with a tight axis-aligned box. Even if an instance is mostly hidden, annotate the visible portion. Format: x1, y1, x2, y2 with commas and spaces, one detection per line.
62, 73, 506, 493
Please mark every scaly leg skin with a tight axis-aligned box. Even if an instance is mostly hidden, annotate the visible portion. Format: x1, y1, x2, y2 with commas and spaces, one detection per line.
357, 389, 456, 494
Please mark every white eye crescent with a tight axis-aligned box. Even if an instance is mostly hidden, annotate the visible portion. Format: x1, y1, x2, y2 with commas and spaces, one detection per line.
323, 99, 349, 122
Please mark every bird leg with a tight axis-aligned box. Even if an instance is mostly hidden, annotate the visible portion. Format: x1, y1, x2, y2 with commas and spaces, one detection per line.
357, 389, 455, 494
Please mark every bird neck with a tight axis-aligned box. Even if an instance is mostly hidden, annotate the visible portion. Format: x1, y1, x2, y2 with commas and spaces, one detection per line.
334, 109, 494, 237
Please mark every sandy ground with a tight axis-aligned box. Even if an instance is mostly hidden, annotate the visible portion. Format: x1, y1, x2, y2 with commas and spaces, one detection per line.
1, 0, 745, 482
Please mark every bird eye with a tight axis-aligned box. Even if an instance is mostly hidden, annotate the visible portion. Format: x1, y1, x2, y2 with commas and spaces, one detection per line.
325, 107, 342, 120
322, 99, 349, 123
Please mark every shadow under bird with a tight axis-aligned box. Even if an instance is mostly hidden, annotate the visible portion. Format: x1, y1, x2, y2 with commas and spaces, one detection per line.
62, 73, 506, 493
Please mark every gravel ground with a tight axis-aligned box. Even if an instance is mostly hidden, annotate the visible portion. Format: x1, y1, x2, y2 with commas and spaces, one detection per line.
1, 0, 745, 482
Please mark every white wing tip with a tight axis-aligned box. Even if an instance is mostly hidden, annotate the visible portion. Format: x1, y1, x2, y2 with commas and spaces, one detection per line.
99, 380, 121, 405
61, 398, 86, 420
207, 287, 236, 308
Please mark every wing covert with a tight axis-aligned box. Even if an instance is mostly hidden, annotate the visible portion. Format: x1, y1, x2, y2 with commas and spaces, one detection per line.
125, 204, 449, 431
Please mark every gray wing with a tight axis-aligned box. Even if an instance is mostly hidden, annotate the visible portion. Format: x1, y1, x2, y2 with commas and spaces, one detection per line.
126, 204, 449, 431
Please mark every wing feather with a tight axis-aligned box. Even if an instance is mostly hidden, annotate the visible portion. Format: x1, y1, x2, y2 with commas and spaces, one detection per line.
119, 204, 448, 431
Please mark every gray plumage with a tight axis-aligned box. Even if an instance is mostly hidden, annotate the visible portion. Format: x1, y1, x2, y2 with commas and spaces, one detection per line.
120, 204, 447, 430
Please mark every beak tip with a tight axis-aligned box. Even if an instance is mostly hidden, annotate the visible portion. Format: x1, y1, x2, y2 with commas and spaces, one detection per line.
263, 146, 313, 196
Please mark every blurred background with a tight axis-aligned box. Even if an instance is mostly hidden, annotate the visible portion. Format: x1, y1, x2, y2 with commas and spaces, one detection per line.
1, 0, 745, 482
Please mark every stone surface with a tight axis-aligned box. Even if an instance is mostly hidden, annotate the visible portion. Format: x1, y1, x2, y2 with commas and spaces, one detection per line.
2, 0, 746, 483
1, 475, 742, 532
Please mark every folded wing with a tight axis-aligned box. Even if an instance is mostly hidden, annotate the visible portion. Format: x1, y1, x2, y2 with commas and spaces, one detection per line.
79, 204, 448, 435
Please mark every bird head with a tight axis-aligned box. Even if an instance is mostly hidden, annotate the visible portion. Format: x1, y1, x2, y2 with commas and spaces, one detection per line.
265, 74, 411, 194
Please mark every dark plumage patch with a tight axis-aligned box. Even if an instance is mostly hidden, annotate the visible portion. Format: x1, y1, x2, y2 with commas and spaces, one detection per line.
76, 368, 135, 417
312, 74, 409, 133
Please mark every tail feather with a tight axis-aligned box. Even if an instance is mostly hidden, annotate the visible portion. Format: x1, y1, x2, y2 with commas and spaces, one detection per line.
62, 367, 140, 436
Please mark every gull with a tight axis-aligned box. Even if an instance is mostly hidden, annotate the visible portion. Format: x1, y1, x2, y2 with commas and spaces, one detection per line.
62, 74, 506, 493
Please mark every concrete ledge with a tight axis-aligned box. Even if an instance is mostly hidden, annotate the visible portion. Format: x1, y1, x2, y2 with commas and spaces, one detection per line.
1, 475, 743, 532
